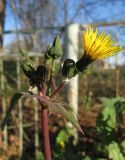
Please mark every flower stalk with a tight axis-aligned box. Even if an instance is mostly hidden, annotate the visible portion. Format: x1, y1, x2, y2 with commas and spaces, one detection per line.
50, 79, 69, 99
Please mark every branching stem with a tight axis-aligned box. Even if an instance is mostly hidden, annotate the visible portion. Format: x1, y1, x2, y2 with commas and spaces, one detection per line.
39, 91, 52, 160
39, 78, 69, 160
50, 79, 69, 99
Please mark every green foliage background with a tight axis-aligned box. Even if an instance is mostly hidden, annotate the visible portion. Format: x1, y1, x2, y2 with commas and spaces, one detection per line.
52, 97, 125, 160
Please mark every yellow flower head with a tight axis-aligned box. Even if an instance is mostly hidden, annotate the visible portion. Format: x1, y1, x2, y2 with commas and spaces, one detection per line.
76, 27, 121, 72
83, 27, 121, 60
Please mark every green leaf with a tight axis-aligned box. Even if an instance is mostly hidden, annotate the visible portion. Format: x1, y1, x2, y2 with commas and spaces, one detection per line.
0, 91, 49, 130
36, 151, 44, 160
56, 129, 67, 146
114, 99, 125, 127
99, 97, 125, 108
120, 140, 125, 155
48, 102, 84, 134
0, 92, 22, 130
97, 105, 116, 131
108, 142, 124, 160
83, 156, 92, 160
96, 97, 125, 145
97, 97, 125, 131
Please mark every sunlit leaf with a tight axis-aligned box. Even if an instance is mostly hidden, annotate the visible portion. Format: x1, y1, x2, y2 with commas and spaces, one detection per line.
48, 102, 84, 134
36, 151, 44, 160
108, 142, 124, 160
96, 97, 125, 147
56, 129, 67, 148
97, 97, 125, 132
120, 140, 125, 155
99, 97, 125, 108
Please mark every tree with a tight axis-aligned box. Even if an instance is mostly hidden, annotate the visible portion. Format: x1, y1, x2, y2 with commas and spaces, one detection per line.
0, 0, 6, 49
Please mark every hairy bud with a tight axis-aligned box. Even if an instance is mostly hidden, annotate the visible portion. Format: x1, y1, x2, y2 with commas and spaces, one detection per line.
21, 60, 36, 79
62, 59, 78, 79
45, 35, 62, 60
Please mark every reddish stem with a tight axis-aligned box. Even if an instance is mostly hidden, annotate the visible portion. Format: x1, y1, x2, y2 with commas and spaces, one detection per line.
41, 108, 52, 160
50, 79, 68, 99
39, 79, 68, 160
39, 91, 52, 160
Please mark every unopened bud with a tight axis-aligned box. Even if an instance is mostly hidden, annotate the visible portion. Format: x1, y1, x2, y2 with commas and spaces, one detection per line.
36, 65, 48, 82
45, 35, 62, 60
21, 60, 36, 79
62, 59, 78, 79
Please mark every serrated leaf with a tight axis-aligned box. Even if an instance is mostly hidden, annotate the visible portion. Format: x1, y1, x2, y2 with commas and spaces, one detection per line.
97, 97, 125, 132
0, 91, 49, 130
48, 102, 84, 134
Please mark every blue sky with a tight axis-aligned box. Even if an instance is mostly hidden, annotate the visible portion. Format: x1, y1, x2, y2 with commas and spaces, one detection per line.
4, 1, 22, 45
4, 0, 125, 44
4, 3, 16, 45
3, 0, 125, 64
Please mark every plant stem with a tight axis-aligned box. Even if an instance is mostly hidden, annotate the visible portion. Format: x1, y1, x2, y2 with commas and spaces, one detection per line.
46, 60, 55, 96
39, 91, 52, 160
50, 79, 69, 99
41, 108, 52, 160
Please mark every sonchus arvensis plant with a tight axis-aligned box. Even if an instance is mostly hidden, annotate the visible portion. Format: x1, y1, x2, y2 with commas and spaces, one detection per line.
0, 27, 121, 160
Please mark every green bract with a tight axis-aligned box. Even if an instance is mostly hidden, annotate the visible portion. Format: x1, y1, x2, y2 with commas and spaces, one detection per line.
45, 35, 62, 60
21, 60, 36, 79
36, 65, 47, 81
22, 60, 47, 88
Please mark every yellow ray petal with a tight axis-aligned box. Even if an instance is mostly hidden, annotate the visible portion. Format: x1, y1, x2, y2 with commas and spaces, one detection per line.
83, 27, 121, 61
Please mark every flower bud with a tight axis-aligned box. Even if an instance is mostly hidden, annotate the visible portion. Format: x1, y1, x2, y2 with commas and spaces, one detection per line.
62, 59, 78, 79
21, 60, 36, 79
36, 65, 48, 82
45, 35, 62, 60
